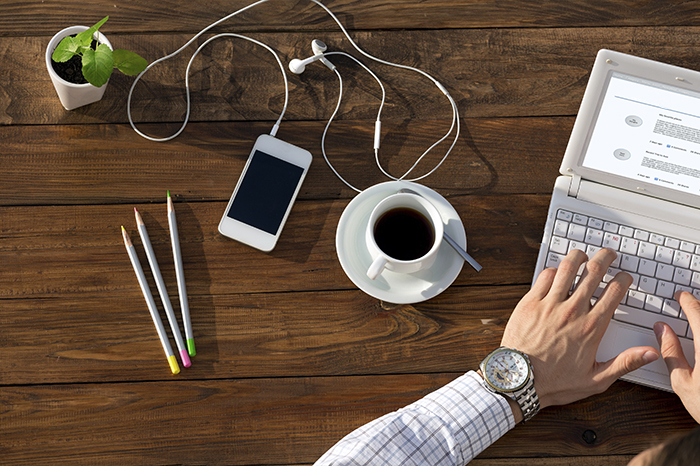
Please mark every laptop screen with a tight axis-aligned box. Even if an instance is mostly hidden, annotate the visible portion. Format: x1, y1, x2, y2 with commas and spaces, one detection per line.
581, 71, 700, 198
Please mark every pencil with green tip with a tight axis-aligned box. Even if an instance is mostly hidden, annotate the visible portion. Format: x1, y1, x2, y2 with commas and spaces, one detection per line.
167, 191, 195, 357
122, 226, 180, 375
134, 208, 192, 368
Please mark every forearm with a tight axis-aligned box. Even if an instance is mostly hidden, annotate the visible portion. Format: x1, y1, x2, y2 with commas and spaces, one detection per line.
315, 371, 515, 466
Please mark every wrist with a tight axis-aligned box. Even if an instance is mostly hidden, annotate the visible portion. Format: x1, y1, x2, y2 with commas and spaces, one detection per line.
476, 370, 524, 424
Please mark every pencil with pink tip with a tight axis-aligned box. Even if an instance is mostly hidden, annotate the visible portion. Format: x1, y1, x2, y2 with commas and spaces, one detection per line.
121, 226, 180, 375
134, 208, 191, 368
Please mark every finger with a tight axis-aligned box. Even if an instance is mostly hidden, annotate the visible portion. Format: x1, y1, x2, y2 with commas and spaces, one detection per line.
596, 345, 659, 387
591, 270, 633, 321
675, 291, 700, 362
549, 249, 588, 301
572, 249, 617, 300
654, 321, 691, 373
529, 267, 557, 300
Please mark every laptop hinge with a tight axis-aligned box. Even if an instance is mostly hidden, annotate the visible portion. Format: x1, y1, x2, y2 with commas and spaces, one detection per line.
567, 173, 582, 197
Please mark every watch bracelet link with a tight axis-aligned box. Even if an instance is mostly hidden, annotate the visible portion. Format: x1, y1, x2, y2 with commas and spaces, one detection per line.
513, 379, 540, 423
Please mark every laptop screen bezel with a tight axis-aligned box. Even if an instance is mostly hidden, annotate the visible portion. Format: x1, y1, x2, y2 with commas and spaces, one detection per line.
560, 49, 700, 210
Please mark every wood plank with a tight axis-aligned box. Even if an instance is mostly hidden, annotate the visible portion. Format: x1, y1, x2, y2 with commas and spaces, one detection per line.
8, 28, 700, 125
0, 118, 566, 205
0, 375, 694, 465
0, 0, 698, 36
0, 194, 549, 299
0, 286, 517, 384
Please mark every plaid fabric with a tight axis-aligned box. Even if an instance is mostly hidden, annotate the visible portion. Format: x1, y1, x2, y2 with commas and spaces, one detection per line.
315, 371, 514, 465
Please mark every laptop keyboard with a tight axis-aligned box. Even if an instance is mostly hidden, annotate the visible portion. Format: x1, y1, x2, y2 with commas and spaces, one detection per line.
545, 209, 696, 342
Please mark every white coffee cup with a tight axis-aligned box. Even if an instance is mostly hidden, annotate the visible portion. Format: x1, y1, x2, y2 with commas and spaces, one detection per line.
366, 193, 444, 280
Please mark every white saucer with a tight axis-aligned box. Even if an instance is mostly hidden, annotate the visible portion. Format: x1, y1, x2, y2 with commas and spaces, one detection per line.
336, 181, 467, 304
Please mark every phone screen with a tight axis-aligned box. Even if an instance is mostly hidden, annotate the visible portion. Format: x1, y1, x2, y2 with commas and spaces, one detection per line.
226, 150, 305, 235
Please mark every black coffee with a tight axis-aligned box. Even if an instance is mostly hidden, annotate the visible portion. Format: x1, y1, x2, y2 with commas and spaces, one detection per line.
373, 207, 435, 261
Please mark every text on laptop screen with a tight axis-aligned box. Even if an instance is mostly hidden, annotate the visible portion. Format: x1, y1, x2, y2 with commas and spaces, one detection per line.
582, 72, 700, 196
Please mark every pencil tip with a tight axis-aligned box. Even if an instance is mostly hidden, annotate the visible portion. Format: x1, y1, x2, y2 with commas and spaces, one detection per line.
167, 190, 170, 198
121, 225, 125, 232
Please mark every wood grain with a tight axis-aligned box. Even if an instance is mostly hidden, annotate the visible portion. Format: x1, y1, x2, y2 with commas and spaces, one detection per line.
0, 118, 566, 204
0, 376, 695, 465
1, 0, 699, 36
6, 27, 700, 126
2, 0, 698, 464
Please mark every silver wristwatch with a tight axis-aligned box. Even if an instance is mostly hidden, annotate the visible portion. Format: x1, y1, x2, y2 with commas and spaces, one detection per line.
479, 347, 540, 422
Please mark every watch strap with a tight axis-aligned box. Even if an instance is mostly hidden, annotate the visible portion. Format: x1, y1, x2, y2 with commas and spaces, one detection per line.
512, 376, 540, 422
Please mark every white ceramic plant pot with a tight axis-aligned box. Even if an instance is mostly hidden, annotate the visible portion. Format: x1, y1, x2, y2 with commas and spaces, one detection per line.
46, 26, 113, 111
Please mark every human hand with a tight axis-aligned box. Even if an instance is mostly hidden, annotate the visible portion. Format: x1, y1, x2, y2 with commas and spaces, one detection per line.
655, 290, 700, 423
501, 248, 659, 414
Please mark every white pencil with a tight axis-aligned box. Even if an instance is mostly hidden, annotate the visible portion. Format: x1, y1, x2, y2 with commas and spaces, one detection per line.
122, 226, 180, 375
167, 191, 195, 357
134, 208, 192, 368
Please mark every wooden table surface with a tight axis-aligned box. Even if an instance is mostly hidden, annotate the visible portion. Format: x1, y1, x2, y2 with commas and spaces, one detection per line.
1, 1, 698, 464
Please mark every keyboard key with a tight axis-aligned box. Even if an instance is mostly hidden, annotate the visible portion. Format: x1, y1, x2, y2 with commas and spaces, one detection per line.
627, 290, 646, 308
694, 289, 700, 301
614, 304, 688, 337
673, 250, 692, 269
675, 285, 692, 295
588, 218, 604, 229
655, 263, 674, 281
692, 272, 700, 288
603, 222, 619, 233
638, 276, 657, 294
637, 242, 656, 260
638, 259, 657, 277
634, 230, 650, 241
585, 228, 604, 246
554, 220, 568, 237
549, 236, 568, 255
620, 237, 639, 255
557, 209, 573, 221
603, 267, 622, 283
567, 223, 586, 242
586, 245, 602, 258
568, 241, 586, 253
673, 268, 691, 286
665, 238, 680, 249
655, 246, 673, 264
656, 280, 675, 298
649, 233, 665, 245
546, 252, 565, 269
691, 255, 700, 272
619, 225, 635, 237
644, 295, 663, 313
681, 241, 696, 253
620, 254, 639, 272
572, 213, 588, 225
603, 233, 621, 250
662, 299, 680, 318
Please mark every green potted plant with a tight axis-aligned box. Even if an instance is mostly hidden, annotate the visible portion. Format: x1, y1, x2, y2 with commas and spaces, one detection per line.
46, 16, 148, 110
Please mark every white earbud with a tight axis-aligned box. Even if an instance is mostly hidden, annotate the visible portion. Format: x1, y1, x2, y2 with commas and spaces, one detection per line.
289, 39, 336, 74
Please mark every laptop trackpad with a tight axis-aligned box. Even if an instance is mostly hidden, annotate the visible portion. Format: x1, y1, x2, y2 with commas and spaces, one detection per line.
597, 321, 696, 391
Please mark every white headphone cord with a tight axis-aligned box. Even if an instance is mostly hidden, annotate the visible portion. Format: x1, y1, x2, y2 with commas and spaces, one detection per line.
126, 0, 287, 141
308, 0, 460, 182
321, 51, 386, 193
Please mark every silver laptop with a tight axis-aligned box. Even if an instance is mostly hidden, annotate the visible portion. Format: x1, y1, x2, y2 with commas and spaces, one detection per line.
533, 49, 698, 391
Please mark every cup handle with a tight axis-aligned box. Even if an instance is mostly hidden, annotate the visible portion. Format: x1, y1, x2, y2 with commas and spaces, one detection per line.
367, 256, 388, 280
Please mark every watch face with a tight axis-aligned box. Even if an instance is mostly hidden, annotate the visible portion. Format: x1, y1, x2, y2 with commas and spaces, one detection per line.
483, 348, 530, 392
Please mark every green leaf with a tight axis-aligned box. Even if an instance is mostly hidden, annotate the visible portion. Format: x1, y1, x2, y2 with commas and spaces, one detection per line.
74, 16, 109, 49
52, 36, 80, 62
82, 43, 114, 87
112, 49, 148, 76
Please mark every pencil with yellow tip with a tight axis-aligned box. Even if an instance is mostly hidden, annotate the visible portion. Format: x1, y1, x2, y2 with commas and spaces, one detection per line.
167, 191, 195, 357
121, 226, 180, 375
134, 208, 191, 368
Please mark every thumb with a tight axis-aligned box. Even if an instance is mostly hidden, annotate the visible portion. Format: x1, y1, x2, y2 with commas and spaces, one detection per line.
654, 322, 691, 373
597, 346, 659, 384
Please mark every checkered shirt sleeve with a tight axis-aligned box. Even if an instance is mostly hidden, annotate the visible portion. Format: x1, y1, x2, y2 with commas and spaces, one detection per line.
314, 371, 515, 465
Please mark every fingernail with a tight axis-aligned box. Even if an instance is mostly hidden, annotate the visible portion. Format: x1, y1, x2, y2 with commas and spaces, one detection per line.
643, 351, 659, 364
653, 322, 664, 338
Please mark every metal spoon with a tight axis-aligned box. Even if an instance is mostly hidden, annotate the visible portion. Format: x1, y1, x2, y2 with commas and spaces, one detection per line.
398, 188, 482, 272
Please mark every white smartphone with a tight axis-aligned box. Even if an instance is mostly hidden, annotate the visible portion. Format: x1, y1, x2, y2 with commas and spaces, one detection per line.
218, 135, 313, 252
